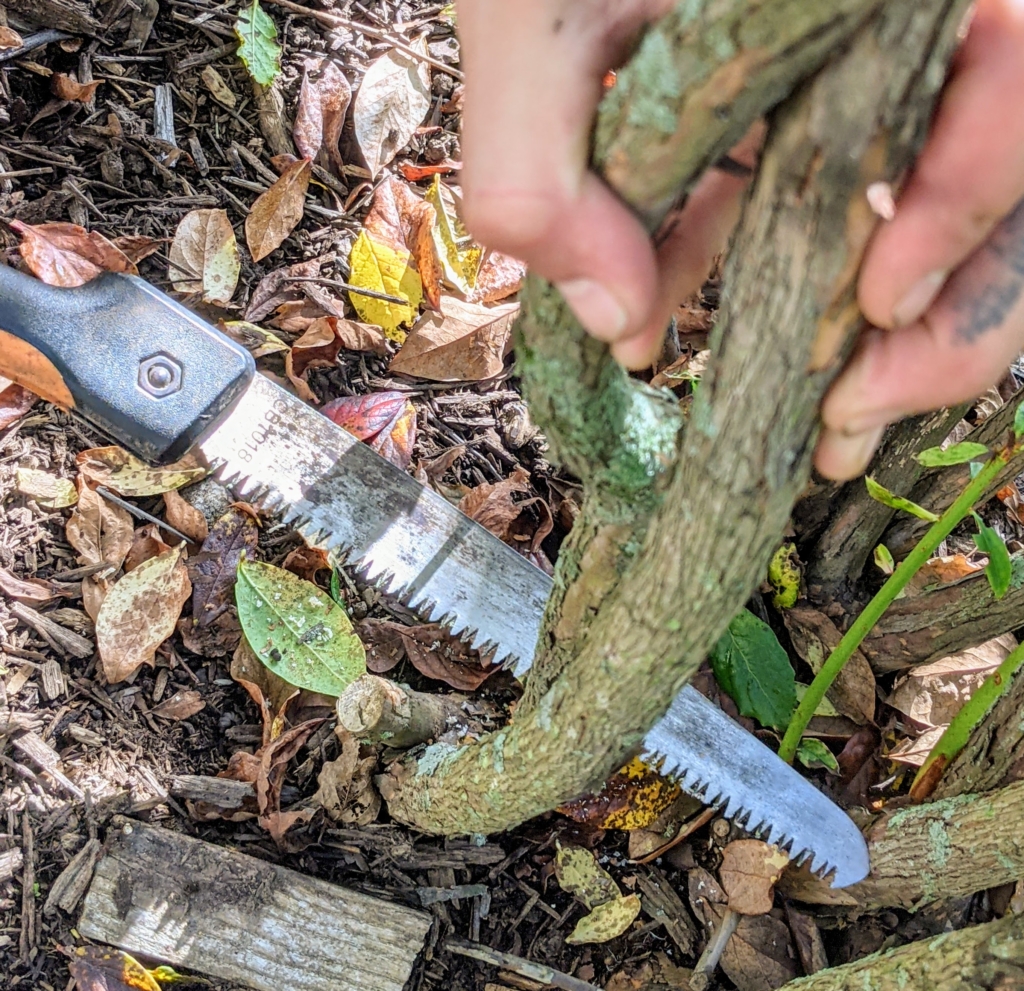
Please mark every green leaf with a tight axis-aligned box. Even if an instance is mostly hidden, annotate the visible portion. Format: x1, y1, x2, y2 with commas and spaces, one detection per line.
971, 513, 1012, 600
235, 559, 365, 696
969, 461, 984, 479
710, 610, 796, 730
795, 738, 839, 773
795, 683, 839, 718
1015, 400, 1024, 439
234, 0, 281, 86
873, 543, 895, 575
865, 476, 939, 522
915, 441, 990, 467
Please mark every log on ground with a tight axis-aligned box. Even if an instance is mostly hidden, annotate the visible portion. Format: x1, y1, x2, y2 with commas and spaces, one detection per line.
78, 820, 430, 991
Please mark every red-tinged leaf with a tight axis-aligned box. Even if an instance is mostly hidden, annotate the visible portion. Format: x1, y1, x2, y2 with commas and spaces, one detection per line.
51, 72, 101, 103
270, 153, 300, 172
398, 160, 461, 181
462, 248, 526, 304
288, 316, 344, 380
245, 158, 312, 262
294, 57, 351, 175
322, 391, 410, 442
558, 757, 681, 831
388, 621, 496, 690
369, 398, 416, 470
0, 381, 39, 430
111, 234, 164, 264
11, 220, 136, 287
179, 507, 259, 657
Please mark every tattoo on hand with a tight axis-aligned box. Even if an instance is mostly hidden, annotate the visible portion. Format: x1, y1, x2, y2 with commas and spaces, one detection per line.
952, 197, 1024, 345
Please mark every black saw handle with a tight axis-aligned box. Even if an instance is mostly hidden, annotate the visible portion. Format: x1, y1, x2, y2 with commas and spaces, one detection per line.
0, 265, 254, 463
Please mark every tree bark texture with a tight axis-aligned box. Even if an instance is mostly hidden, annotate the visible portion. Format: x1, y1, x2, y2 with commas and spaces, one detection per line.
790, 781, 1024, 912
883, 385, 1024, 558
861, 553, 1024, 672
780, 912, 1024, 990
805, 406, 967, 595
381, 0, 971, 836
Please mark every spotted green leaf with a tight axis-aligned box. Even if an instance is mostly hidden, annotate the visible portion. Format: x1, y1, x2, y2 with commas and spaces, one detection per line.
795, 738, 839, 773
234, 0, 281, 87
915, 441, 990, 468
235, 559, 365, 696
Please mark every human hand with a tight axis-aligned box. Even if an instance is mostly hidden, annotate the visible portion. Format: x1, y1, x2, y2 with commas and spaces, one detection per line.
816, 0, 1024, 480
457, 0, 763, 369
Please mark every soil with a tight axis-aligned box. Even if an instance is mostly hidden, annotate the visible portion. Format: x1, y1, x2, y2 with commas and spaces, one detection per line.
1, 2, 1022, 991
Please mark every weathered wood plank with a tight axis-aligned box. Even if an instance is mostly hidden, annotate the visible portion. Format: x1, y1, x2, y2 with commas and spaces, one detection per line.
78, 820, 430, 991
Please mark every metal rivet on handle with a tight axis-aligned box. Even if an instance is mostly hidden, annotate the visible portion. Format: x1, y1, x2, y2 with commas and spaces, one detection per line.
139, 354, 182, 398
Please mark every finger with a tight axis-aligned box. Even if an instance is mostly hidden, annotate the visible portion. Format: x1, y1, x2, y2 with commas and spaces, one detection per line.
612, 123, 766, 369
459, 0, 674, 342
858, 0, 1024, 330
817, 197, 1024, 480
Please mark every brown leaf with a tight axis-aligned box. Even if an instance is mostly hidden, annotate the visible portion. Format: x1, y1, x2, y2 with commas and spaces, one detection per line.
558, 757, 681, 831
688, 868, 797, 991
268, 299, 327, 332
294, 57, 352, 175
168, 208, 240, 306
395, 622, 496, 690
0, 381, 39, 429
887, 725, 945, 767
389, 297, 518, 381
0, 566, 60, 604
365, 174, 435, 260
123, 523, 171, 573
66, 945, 166, 991
719, 840, 790, 916
887, 633, 1016, 729
65, 478, 134, 572
0, 26, 24, 50
82, 576, 111, 622
246, 254, 330, 321
200, 65, 237, 108
282, 544, 332, 582
462, 248, 526, 303
245, 158, 312, 262
254, 718, 325, 839
288, 316, 344, 379
12, 220, 136, 287
314, 730, 381, 826
111, 234, 164, 265
458, 466, 531, 540
231, 636, 299, 746
163, 489, 209, 543
335, 318, 389, 355
783, 607, 875, 725
356, 618, 408, 673
909, 552, 985, 591
180, 507, 259, 657
96, 546, 191, 683
151, 688, 206, 721
51, 72, 101, 103
321, 391, 417, 470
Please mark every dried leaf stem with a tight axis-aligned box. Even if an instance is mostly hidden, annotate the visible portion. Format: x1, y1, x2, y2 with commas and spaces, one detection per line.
778, 450, 1012, 764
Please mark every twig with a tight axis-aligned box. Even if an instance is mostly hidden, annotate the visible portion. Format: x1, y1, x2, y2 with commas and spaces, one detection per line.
265, 0, 464, 79
690, 909, 739, 991
288, 275, 412, 306
445, 938, 601, 991
95, 486, 192, 545
778, 446, 1014, 763
0, 29, 71, 64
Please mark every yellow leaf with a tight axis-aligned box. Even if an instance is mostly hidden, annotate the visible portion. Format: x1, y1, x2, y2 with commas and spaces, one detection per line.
768, 542, 800, 609
555, 844, 622, 910
14, 468, 77, 509
77, 446, 207, 496
348, 228, 422, 341
558, 756, 680, 831
567, 894, 642, 945
425, 175, 481, 293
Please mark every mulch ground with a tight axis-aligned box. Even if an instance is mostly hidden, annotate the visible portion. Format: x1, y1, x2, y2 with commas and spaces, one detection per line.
1, 2, 1022, 990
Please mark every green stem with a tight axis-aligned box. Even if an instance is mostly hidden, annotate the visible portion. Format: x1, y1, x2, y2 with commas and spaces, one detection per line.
910, 638, 1024, 799
777, 452, 1008, 764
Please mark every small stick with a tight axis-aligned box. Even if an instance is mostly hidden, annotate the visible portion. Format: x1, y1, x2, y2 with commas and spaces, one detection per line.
446, 938, 601, 991
95, 486, 192, 545
690, 909, 740, 991
265, 0, 464, 79
0, 29, 71, 65
289, 275, 413, 307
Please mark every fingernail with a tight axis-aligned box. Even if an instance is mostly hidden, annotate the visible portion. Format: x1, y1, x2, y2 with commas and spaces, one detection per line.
892, 269, 947, 328
823, 424, 887, 480
556, 278, 629, 341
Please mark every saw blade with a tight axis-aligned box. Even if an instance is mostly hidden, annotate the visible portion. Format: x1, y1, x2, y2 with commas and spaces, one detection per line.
198, 374, 869, 887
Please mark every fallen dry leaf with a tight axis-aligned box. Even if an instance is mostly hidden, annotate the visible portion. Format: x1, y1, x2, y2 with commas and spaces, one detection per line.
314, 730, 381, 826
123, 523, 172, 573
0, 566, 60, 605
66, 945, 166, 991
65, 478, 134, 573
719, 840, 790, 916
111, 234, 163, 265
169, 208, 240, 306
282, 544, 332, 583
559, 757, 681, 831
554, 844, 641, 945
0, 26, 24, 49
353, 41, 431, 178
163, 488, 209, 543
294, 57, 351, 174
284, 317, 345, 401
347, 176, 432, 338
12, 220, 136, 287
398, 160, 460, 181
180, 507, 259, 657
245, 158, 312, 262
888, 633, 1016, 729
389, 297, 518, 382
200, 65, 237, 108
76, 446, 206, 497
356, 618, 408, 674
463, 248, 526, 304
322, 391, 417, 470
151, 688, 206, 721
96, 545, 191, 683
909, 552, 986, 591
14, 468, 77, 509
231, 636, 299, 745
688, 868, 797, 991
389, 621, 495, 690
888, 726, 945, 768
51, 72, 101, 103
246, 254, 328, 321
220, 319, 291, 358
0, 381, 39, 429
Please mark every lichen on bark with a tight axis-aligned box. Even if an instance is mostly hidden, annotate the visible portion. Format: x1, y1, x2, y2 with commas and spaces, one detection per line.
380, 0, 972, 837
